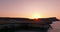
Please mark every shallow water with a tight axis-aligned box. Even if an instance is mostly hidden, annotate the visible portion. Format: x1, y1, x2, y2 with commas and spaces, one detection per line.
48, 21, 60, 32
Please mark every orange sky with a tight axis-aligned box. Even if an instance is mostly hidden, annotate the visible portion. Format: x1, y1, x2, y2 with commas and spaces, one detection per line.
0, 0, 60, 19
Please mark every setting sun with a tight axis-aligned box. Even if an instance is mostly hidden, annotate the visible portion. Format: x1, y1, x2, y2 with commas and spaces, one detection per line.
33, 15, 40, 19
31, 14, 42, 19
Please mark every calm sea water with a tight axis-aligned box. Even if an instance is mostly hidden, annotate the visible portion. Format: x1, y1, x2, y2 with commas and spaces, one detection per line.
48, 21, 60, 32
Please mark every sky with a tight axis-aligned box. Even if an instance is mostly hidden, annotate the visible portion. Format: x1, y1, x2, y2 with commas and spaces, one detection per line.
0, 0, 60, 19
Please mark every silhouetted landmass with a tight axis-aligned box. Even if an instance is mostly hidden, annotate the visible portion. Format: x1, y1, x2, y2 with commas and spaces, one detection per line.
0, 17, 59, 24
0, 17, 59, 32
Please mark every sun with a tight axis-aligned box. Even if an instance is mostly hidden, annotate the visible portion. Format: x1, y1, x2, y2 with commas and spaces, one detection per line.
32, 14, 42, 19
33, 15, 40, 19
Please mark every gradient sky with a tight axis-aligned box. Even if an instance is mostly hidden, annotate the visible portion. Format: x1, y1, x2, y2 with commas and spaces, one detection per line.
0, 0, 60, 19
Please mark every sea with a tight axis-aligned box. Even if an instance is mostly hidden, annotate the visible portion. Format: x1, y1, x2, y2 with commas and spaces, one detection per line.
48, 21, 60, 32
